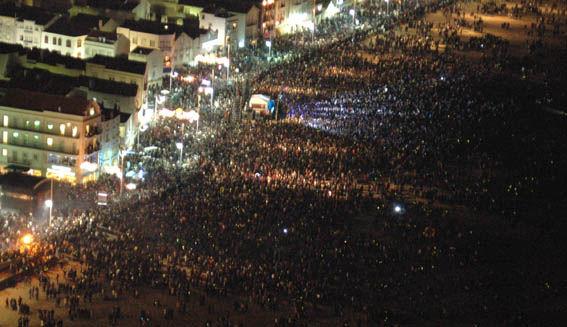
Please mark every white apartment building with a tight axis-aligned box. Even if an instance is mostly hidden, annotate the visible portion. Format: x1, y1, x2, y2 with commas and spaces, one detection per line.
128, 47, 165, 85
84, 30, 130, 59
0, 3, 59, 49
117, 20, 176, 60
0, 88, 102, 183
85, 55, 149, 110
41, 14, 105, 59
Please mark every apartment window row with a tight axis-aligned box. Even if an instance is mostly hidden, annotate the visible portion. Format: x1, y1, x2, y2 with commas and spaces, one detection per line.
2, 115, 79, 137
44, 35, 82, 48
1, 147, 40, 162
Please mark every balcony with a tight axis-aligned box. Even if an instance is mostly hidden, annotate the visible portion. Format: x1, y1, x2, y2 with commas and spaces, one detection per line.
7, 157, 32, 167
85, 126, 101, 138
4, 140, 79, 156
86, 141, 100, 155
2, 124, 80, 139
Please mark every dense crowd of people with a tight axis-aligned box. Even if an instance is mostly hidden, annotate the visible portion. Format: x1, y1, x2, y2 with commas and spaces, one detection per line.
1, 0, 567, 325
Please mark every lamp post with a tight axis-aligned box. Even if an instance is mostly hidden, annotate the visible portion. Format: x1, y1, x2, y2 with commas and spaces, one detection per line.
266, 39, 272, 59
46, 178, 53, 226
188, 110, 200, 133
119, 151, 125, 195
176, 142, 183, 165
349, 8, 356, 26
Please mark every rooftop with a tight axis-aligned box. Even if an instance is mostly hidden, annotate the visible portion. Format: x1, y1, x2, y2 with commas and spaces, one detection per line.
86, 30, 119, 44
219, 0, 258, 14
131, 46, 157, 55
120, 19, 175, 35
44, 14, 102, 36
78, 75, 138, 96
26, 48, 86, 70
9, 68, 76, 95
0, 42, 25, 54
87, 55, 146, 75
0, 88, 94, 117
0, 3, 58, 25
202, 6, 235, 18
6, 66, 138, 97
85, 0, 140, 12
197, 0, 258, 14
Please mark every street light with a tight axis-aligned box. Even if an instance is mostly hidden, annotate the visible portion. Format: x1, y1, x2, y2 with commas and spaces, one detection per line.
265, 40, 272, 59
46, 178, 53, 225
21, 233, 34, 245
175, 142, 183, 165
349, 8, 356, 24
187, 110, 200, 132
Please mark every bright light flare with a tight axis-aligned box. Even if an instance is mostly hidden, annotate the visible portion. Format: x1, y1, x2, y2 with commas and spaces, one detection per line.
21, 233, 34, 245
45, 199, 53, 208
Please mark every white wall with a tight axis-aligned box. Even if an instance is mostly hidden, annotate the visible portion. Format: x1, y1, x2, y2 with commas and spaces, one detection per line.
199, 12, 226, 50
40, 32, 86, 58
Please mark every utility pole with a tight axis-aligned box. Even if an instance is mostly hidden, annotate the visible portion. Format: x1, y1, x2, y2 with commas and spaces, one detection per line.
49, 178, 53, 226
119, 151, 125, 196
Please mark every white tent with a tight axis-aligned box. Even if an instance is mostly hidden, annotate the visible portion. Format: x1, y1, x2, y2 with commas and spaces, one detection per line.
248, 94, 271, 116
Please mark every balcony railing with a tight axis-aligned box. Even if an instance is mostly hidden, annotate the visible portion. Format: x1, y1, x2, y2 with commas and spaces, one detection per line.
4, 140, 79, 156
2, 124, 80, 139
7, 157, 32, 167
86, 141, 100, 154
85, 126, 101, 138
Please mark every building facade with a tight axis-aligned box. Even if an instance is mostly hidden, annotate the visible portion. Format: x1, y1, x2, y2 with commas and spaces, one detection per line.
0, 4, 60, 49
84, 30, 130, 59
85, 55, 148, 110
0, 88, 102, 183
41, 14, 102, 58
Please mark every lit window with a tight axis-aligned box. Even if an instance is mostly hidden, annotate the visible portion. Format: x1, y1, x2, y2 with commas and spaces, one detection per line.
12, 132, 19, 138
34, 120, 40, 128
2, 131, 7, 143
2, 115, 8, 127
59, 124, 66, 135
25, 120, 30, 128
47, 137, 53, 146
1, 149, 6, 156
34, 135, 39, 140
72, 126, 78, 137
47, 123, 53, 130
89, 108, 95, 116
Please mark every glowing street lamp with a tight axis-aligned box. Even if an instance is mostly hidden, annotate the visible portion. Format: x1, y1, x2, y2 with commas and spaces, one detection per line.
187, 109, 200, 132
393, 203, 404, 214
176, 142, 183, 165
21, 233, 34, 245
265, 40, 272, 59
45, 178, 53, 225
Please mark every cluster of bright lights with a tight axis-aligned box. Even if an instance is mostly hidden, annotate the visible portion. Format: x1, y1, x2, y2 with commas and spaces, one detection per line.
21, 233, 34, 245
